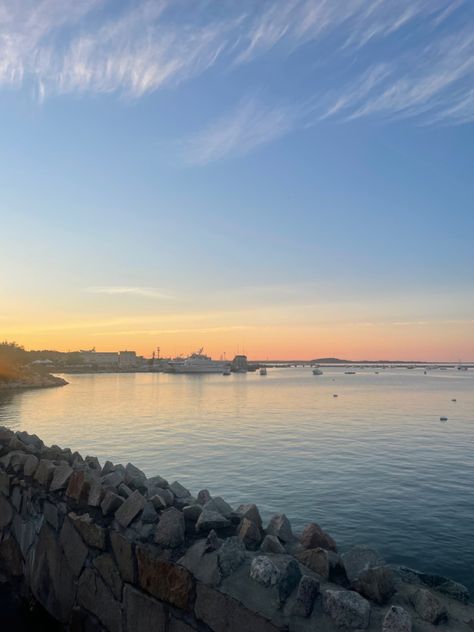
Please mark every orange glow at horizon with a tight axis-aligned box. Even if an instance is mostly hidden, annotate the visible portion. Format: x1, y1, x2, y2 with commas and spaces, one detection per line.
4, 320, 473, 362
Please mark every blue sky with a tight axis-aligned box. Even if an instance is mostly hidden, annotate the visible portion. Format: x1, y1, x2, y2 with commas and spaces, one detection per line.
1, 0, 473, 359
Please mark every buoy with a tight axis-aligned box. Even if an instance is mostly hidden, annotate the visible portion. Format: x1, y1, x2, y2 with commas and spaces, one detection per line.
440, 416, 448, 421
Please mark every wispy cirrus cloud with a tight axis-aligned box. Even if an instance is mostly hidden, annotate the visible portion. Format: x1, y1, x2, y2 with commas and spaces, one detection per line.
324, 27, 474, 124
0, 0, 473, 161
181, 97, 301, 165
85, 286, 172, 299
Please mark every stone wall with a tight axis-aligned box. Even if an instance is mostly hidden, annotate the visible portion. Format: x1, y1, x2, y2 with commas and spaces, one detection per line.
0, 425, 473, 632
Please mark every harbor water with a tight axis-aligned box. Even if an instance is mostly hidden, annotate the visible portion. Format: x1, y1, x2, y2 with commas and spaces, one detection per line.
1, 367, 473, 591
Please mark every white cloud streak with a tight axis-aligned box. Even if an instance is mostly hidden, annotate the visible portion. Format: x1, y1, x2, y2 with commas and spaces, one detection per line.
0, 0, 472, 161
85, 286, 172, 299
182, 97, 299, 165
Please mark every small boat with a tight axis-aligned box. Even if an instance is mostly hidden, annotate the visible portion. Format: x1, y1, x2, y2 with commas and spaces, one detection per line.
222, 369, 231, 376
312, 368, 323, 375
344, 371, 356, 375
259, 367, 267, 376
333, 394, 338, 398
440, 416, 448, 422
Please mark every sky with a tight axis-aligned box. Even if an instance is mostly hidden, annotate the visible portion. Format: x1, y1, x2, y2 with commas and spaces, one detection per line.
0, 0, 473, 361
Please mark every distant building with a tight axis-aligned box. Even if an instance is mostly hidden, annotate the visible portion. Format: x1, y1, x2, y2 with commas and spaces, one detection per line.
118, 351, 137, 368
79, 350, 119, 366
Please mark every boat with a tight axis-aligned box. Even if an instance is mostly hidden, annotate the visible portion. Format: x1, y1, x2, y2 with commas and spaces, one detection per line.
166, 348, 228, 374
312, 368, 323, 375
259, 367, 267, 376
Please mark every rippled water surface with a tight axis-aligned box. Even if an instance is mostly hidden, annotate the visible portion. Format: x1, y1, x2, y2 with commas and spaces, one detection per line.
1, 367, 473, 590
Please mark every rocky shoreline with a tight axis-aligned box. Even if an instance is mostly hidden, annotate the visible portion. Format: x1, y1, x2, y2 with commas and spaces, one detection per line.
0, 371, 68, 390
0, 426, 472, 631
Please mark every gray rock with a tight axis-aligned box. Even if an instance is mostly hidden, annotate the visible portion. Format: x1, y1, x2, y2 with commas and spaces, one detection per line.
169, 480, 191, 498
85, 455, 101, 470
115, 489, 146, 528
296, 547, 347, 584
322, 589, 371, 629
383, 606, 412, 632
88, 479, 104, 507
23, 454, 39, 477
352, 566, 396, 604
293, 575, 320, 617
205, 529, 222, 552
125, 462, 147, 489
50, 464, 73, 492
93, 553, 123, 600
276, 558, 302, 604
0, 495, 13, 528
16, 431, 43, 450
196, 507, 231, 532
235, 503, 263, 529
118, 483, 134, 498
436, 579, 470, 603
197, 489, 212, 505
260, 534, 286, 554
59, 517, 88, 577
0, 470, 10, 495
154, 507, 185, 548
174, 495, 197, 510
218, 536, 246, 577
250, 555, 281, 587
11, 513, 36, 558
110, 530, 134, 583
102, 460, 116, 475
101, 491, 124, 516
147, 475, 169, 490
77, 568, 122, 632
43, 501, 59, 530
300, 521, 337, 552
123, 584, 167, 632
183, 504, 202, 523
266, 513, 293, 543
394, 566, 470, 604
409, 587, 447, 624
34, 459, 55, 487
205, 496, 233, 519
102, 470, 125, 489
69, 512, 106, 550
150, 488, 174, 509
142, 501, 159, 523
11, 485, 22, 511
342, 545, 385, 583
178, 540, 222, 586
238, 517, 263, 550
29, 524, 75, 623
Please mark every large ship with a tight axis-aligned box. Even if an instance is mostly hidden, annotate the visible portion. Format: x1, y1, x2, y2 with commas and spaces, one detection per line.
166, 348, 228, 374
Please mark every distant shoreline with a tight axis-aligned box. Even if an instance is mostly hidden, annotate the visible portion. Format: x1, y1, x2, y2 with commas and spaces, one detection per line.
0, 372, 68, 391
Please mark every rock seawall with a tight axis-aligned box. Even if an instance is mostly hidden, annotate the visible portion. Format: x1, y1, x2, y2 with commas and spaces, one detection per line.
0, 426, 473, 632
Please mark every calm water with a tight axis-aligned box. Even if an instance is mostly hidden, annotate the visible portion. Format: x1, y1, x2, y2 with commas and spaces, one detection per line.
1, 367, 473, 590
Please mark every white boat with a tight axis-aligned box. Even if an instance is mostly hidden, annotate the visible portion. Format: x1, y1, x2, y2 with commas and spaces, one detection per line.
259, 367, 267, 375
167, 349, 227, 374
312, 368, 323, 375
